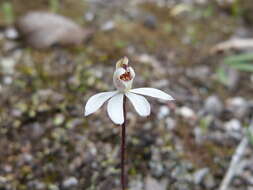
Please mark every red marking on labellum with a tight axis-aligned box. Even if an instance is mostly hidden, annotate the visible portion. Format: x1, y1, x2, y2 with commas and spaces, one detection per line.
120, 72, 132, 81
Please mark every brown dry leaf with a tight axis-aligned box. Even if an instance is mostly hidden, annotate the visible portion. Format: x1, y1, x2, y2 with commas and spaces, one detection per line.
16, 11, 93, 49
210, 38, 253, 54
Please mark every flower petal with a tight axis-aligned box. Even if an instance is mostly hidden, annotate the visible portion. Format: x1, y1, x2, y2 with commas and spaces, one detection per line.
126, 92, 150, 117
107, 93, 124, 125
130, 88, 174, 101
84, 91, 118, 116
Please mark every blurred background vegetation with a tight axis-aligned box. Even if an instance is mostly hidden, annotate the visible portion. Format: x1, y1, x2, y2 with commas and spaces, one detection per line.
0, 0, 253, 189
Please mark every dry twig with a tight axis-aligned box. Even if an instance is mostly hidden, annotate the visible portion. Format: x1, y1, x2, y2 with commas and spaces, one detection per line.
219, 119, 253, 190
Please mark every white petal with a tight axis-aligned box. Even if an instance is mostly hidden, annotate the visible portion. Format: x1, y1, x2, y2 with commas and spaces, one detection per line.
84, 91, 118, 116
107, 93, 124, 125
126, 92, 151, 117
130, 88, 174, 101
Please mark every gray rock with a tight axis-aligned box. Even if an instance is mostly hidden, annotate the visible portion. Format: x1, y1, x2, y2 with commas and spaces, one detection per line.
143, 15, 157, 29
29, 123, 45, 139
16, 12, 93, 49
204, 95, 223, 116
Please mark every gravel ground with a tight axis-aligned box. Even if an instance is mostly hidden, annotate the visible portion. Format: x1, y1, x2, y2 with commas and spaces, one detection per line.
0, 0, 253, 189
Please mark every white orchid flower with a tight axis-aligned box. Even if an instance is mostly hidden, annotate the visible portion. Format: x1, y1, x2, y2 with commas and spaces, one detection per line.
84, 57, 174, 124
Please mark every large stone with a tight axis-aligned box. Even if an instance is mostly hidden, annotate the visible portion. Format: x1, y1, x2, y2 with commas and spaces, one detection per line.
16, 12, 93, 49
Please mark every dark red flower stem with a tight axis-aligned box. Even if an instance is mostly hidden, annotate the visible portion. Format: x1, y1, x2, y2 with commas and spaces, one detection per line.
121, 95, 127, 190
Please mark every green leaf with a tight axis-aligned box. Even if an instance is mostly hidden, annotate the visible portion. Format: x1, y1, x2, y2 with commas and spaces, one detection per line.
2, 2, 14, 24
217, 67, 229, 85
224, 53, 253, 65
222, 53, 253, 72
246, 128, 253, 146
49, 0, 60, 13
230, 63, 253, 72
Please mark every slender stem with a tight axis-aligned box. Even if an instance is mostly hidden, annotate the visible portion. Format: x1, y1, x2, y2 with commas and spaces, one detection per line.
121, 95, 127, 190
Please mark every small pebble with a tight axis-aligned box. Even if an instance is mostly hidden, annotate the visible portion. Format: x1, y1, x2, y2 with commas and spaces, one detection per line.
101, 21, 115, 31
177, 106, 195, 119
22, 153, 33, 163
63, 177, 78, 188
0, 176, 7, 183
226, 97, 249, 118
0, 57, 16, 74
165, 117, 176, 130
158, 106, 170, 119
204, 95, 223, 116
4, 27, 19, 39
149, 161, 164, 177
224, 119, 241, 131
3, 76, 13, 85
143, 15, 157, 29
84, 12, 95, 21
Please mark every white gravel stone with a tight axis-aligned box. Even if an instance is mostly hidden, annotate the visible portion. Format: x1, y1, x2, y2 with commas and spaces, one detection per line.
158, 106, 170, 119
225, 119, 242, 131
165, 117, 176, 130
63, 177, 78, 188
4, 27, 19, 39
0, 57, 16, 74
101, 21, 115, 31
177, 106, 195, 119
226, 97, 249, 118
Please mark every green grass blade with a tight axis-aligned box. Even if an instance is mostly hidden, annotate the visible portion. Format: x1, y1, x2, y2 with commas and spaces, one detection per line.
2, 2, 14, 25
230, 63, 253, 72
224, 53, 253, 65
